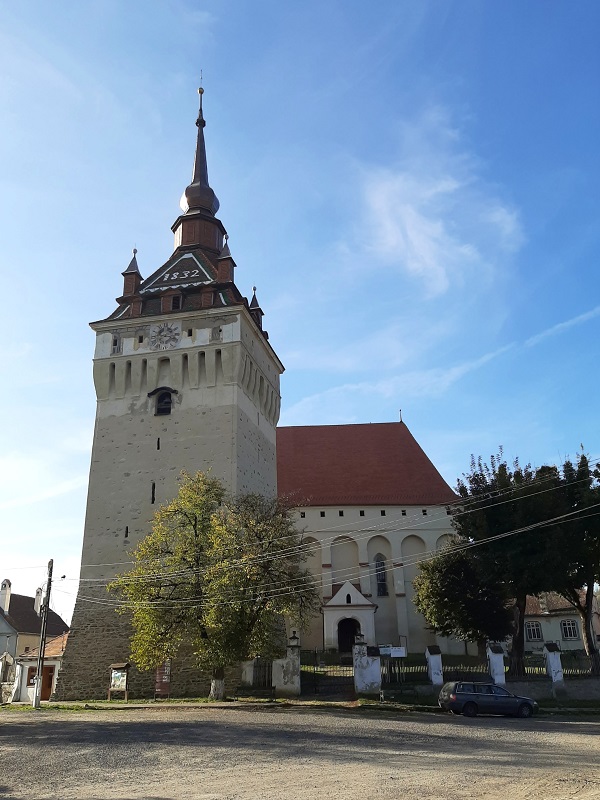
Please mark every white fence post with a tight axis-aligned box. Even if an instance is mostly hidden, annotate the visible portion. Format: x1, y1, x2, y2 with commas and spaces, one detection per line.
272, 632, 301, 697
486, 644, 506, 685
543, 643, 565, 697
425, 646, 444, 686
353, 635, 381, 696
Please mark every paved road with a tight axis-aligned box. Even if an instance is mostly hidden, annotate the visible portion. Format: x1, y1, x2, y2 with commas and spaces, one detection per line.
1, 705, 599, 800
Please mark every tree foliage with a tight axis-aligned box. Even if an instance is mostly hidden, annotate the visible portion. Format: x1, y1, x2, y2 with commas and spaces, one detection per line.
109, 472, 319, 697
413, 545, 513, 647
413, 448, 600, 669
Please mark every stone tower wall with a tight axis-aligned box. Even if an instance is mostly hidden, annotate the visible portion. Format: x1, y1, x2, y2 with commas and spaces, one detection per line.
55, 306, 282, 700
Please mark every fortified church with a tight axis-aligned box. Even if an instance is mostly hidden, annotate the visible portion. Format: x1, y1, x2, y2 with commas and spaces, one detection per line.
57, 92, 459, 700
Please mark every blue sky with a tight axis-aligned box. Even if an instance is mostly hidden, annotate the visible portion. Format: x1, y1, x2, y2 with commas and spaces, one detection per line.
1, 1, 599, 623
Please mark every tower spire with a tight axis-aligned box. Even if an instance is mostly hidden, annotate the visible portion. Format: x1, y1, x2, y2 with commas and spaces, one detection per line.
180, 87, 220, 216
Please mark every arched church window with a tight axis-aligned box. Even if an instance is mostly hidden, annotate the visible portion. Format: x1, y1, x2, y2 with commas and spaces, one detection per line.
375, 554, 388, 597
156, 391, 172, 416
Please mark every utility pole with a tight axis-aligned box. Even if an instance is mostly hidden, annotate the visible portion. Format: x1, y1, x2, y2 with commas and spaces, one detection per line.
32, 559, 53, 709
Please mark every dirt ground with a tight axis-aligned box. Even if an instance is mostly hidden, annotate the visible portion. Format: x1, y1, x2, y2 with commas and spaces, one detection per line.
0, 704, 599, 800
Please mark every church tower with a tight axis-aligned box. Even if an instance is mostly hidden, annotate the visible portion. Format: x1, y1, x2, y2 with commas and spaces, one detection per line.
56, 90, 283, 699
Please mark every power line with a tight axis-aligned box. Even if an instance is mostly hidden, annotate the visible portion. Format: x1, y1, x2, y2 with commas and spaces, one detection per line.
68, 467, 600, 590
53, 504, 600, 612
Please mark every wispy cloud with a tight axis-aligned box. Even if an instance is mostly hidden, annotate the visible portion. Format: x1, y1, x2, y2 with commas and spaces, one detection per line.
356, 106, 524, 296
281, 344, 514, 426
525, 305, 600, 347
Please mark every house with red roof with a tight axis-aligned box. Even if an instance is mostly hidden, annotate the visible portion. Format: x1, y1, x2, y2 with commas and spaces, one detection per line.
276, 421, 466, 654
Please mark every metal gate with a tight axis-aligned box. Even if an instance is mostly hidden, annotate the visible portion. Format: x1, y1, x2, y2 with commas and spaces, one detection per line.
300, 650, 355, 697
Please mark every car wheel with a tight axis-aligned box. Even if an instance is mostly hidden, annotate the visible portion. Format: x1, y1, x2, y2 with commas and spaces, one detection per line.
517, 703, 533, 718
462, 702, 478, 717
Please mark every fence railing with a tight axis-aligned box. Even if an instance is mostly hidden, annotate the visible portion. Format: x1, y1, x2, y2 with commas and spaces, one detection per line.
380, 656, 428, 686
442, 662, 491, 682
561, 651, 600, 678
504, 654, 549, 681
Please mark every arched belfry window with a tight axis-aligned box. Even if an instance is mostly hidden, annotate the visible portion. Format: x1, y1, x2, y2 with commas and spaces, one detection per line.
156, 391, 172, 416
148, 386, 179, 417
375, 554, 388, 597
346, 593, 352, 604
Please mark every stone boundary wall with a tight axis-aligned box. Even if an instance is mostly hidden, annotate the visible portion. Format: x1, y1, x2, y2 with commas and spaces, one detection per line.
55, 597, 241, 701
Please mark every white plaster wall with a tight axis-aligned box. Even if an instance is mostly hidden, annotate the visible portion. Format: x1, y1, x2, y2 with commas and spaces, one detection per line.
293, 505, 455, 654
526, 614, 587, 652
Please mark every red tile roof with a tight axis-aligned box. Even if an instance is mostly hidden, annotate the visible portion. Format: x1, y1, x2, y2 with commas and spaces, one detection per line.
276, 422, 457, 506
20, 632, 69, 659
525, 592, 585, 616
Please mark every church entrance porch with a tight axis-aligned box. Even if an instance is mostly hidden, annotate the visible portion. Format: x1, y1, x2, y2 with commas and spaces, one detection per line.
300, 650, 355, 698
337, 618, 360, 653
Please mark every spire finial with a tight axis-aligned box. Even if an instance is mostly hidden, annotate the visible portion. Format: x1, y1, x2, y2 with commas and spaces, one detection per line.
196, 84, 205, 129
133, 247, 137, 256
180, 84, 219, 216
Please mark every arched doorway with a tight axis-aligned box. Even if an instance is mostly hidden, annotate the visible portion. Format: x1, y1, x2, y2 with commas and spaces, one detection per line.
337, 618, 360, 653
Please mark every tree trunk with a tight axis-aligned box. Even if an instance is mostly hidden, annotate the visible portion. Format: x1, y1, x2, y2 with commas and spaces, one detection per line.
476, 640, 487, 659
508, 595, 526, 676
579, 584, 600, 674
209, 666, 225, 700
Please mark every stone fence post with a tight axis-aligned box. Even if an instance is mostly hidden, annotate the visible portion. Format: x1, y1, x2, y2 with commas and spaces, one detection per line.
425, 645, 444, 686
353, 634, 381, 696
272, 632, 301, 697
486, 644, 506, 685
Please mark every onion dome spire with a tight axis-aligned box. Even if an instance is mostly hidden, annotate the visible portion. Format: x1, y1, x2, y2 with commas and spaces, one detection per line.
180, 87, 220, 216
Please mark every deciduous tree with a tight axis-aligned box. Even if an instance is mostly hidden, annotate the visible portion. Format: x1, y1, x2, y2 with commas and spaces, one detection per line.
413, 545, 513, 655
110, 472, 319, 699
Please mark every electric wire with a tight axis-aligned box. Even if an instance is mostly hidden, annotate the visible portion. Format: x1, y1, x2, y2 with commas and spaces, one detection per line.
52, 504, 600, 612
68, 467, 600, 590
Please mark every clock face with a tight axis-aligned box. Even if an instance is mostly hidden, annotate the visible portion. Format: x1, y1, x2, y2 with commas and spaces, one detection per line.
150, 322, 181, 350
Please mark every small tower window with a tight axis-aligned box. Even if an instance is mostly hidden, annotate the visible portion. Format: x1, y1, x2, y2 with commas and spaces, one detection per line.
171, 296, 181, 311
375, 554, 388, 597
151, 482, 156, 504
346, 594, 352, 604
156, 391, 172, 416
111, 334, 121, 354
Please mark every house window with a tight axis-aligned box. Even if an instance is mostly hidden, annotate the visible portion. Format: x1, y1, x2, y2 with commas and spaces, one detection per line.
27, 667, 36, 686
360, 510, 365, 517
525, 621, 543, 641
380, 510, 386, 517
171, 296, 181, 311
401, 510, 407, 516
375, 554, 388, 597
156, 391, 172, 416
561, 619, 579, 639
422, 509, 428, 516
320, 511, 325, 517
300, 511, 305, 518
338, 510, 344, 517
